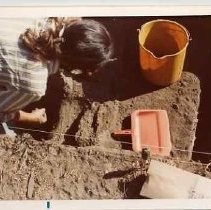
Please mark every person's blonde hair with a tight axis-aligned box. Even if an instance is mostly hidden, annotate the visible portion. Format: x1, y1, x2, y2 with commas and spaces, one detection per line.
20, 17, 80, 60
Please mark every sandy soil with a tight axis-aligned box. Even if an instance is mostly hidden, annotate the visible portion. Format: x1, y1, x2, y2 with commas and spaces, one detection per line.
44, 71, 200, 160
0, 135, 207, 200
0, 70, 204, 199
0, 134, 146, 200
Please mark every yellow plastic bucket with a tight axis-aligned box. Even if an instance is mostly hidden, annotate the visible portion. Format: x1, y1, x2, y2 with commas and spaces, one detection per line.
138, 19, 190, 86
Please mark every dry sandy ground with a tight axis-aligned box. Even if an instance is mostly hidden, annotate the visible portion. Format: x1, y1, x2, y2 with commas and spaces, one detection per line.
0, 135, 207, 200
0, 71, 205, 199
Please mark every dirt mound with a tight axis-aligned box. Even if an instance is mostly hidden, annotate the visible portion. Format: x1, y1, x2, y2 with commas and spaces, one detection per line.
38, 71, 200, 161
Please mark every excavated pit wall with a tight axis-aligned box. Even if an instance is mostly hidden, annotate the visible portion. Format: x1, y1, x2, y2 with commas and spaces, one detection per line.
39, 70, 200, 160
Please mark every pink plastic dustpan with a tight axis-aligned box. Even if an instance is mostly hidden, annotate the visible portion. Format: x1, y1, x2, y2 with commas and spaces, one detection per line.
113, 109, 172, 156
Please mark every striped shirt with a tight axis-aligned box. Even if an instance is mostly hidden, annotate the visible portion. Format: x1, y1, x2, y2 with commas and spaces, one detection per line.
0, 18, 59, 122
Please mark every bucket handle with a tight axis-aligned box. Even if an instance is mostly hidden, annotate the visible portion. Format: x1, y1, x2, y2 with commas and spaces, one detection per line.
183, 28, 192, 41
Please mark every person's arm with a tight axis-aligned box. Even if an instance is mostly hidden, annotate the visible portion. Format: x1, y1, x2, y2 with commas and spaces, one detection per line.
0, 89, 47, 124
16, 109, 47, 124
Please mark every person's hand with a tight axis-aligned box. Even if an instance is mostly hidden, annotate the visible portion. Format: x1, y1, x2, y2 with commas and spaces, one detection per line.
16, 109, 47, 124
31, 108, 47, 124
